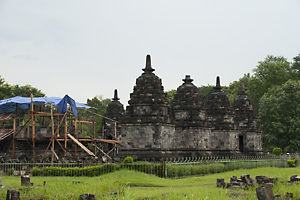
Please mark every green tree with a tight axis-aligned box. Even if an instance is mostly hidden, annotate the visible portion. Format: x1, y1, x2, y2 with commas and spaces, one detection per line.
78, 96, 111, 137
224, 73, 251, 105
259, 80, 300, 152
291, 53, 300, 79
12, 84, 44, 97
166, 89, 177, 104
0, 75, 45, 100
198, 85, 214, 104
249, 55, 292, 109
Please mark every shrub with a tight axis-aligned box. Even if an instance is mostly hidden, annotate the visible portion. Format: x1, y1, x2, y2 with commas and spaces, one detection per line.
287, 158, 296, 167
7, 168, 14, 176
122, 156, 134, 163
31, 167, 41, 176
273, 147, 282, 156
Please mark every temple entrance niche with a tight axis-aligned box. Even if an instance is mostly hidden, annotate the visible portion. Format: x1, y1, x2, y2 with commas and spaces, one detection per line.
239, 135, 244, 152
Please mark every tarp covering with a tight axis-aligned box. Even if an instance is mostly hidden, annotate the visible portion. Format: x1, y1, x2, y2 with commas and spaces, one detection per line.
57, 95, 78, 117
0, 95, 90, 115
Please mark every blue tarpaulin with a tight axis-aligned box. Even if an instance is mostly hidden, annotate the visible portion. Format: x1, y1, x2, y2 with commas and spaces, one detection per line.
0, 95, 90, 116
57, 95, 78, 117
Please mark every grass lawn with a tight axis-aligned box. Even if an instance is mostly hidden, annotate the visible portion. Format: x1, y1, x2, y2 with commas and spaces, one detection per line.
0, 166, 300, 199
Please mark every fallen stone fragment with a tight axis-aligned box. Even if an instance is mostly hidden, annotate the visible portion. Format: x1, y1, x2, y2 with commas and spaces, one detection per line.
241, 174, 251, 185
79, 194, 95, 200
230, 176, 237, 183
256, 183, 274, 200
290, 175, 297, 182
21, 175, 32, 186
250, 178, 257, 184
6, 190, 20, 200
216, 178, 225, 188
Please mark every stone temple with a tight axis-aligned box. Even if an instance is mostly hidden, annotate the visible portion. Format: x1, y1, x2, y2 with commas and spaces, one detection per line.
101, 55, 262, 160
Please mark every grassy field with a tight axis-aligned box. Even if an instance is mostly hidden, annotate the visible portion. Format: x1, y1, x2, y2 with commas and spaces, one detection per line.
0, 166, 300, 199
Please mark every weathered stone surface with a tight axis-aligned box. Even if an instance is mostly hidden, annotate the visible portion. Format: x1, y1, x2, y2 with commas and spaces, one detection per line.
6, 190, 20, 200
233, 84, 259, 132
171, 75, 207, 127
216, 178, 225, 188
241, 174, 251, 185
289, 175, 300, 183
101, 89, 124, 140
256, 176, 273, 184
230, 176, 237, 183
123, 55, 171, 124
21, 175, 32, 186
256, 183, 274, 200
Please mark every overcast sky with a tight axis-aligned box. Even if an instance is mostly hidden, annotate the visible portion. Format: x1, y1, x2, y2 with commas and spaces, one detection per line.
1, 0, 300, 105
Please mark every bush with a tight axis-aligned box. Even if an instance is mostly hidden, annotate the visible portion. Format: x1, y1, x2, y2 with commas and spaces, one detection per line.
273, 147, 282, 156
122, 156, 134, 163
7, 168, 14, 176
287, 158, 296, 167
31, 167, 41, 176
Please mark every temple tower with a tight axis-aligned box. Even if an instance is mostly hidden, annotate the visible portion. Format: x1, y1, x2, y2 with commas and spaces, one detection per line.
233, 84, 262, 153
171, 75, 207, 127
120, 55, 174, 159
101, 89, 124, 140
171, 75, 211, 154
206, 76, 234, 130
205, 76, 237, 152
124, 55, 170, 123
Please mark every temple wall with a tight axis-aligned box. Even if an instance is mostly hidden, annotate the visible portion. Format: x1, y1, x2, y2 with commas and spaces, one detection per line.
120, 123, 175, 150
244, 132, 263, 153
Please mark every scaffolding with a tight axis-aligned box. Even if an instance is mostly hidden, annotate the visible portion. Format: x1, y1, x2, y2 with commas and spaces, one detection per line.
0, 94, 121, 164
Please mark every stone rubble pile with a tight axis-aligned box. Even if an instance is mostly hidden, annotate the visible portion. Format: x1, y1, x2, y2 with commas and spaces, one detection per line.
217, 174, 300, 200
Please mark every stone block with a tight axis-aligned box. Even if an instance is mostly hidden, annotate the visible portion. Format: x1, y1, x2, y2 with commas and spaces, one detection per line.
216, 178, 225, 188
6, 190, 20, 200
79, 194, 95, 200
230, 176, 237, 183
290, 175, 300, 182
21, 175, 32, 186
241, 174, 251, 184
256, 183, 274, 200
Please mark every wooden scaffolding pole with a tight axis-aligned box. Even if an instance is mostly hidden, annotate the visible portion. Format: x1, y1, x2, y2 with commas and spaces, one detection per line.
51, 104, 55, 164
74, 116, 77, 155
64, 112, 67, 157
27, 106, 30, 137
31, 93, 35, 163
12, 117, 16, 159
68, 134, 98, 159
93, 121, 96, 155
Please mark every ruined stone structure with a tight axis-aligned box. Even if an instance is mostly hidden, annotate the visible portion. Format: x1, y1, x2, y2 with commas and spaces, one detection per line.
102, 55, 262, 160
